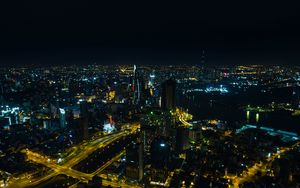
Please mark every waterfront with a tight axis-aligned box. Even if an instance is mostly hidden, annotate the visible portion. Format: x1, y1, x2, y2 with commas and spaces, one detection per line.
179, 91, 300, 134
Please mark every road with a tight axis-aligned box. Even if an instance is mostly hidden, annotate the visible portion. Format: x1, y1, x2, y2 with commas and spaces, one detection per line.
226, 141, 300, 188
7, 123, 140, 188
101, 179, 142, 188
175, 107, 193, 127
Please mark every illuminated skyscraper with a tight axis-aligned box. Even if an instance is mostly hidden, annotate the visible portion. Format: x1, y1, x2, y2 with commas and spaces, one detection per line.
148, 71, 155, 89
132, 65, 145, 106
145, 71, 159, 107
59, 108, 66, 128
132, 65, 141, 105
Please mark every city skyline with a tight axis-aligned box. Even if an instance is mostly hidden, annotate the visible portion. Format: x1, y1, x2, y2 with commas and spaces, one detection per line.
1, 2, 300, 188
0, 64, 300, 187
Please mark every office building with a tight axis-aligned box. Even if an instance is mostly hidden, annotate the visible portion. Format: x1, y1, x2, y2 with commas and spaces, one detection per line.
161, 79, 176, 110
125, 142, 143, 181
150, 137, 170, 169
59, 108, 66, 128
175, 126, 190, 153
79, 101, 89, 140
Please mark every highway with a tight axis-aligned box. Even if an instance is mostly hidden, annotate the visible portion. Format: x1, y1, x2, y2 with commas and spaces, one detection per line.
97, 172, 142, 188
175, 107, 193, 127
22, 150, 127, 182
91, 150, 125, 176
7, 123, 140, 188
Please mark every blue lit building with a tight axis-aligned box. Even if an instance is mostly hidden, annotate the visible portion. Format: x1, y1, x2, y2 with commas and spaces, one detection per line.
59, 108, 66, 128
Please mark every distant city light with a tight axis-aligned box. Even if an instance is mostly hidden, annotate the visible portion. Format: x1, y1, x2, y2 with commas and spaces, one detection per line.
186, 85, 229, 94
1, 64, 300, 187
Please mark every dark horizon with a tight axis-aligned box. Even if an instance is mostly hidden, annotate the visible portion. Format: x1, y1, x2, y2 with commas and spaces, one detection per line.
1, 2, 300, 65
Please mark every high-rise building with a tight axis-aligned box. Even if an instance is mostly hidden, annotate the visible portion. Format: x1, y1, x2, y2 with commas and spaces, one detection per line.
148, 72, 155, 87
141, 121, 156, 154
188, 126, 203, 145
146, 71, 160, 107
59, 108, 66, 128
175, 126, 190, 153
140, 109, 173, 153
79, 117, 89, 140
132, 65, 142, 105
150, 137, 170, 169
125, 142, 143, 181
80, 101, 88, 117
79, 101, 89, 140
161, 79, 176, 110
65, 110, 74, 129
149, 137, 170, 186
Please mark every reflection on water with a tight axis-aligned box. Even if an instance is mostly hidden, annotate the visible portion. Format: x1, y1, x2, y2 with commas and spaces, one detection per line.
179, 93, 300, 133
255, 113, 259, 123
246, 111, 250, 122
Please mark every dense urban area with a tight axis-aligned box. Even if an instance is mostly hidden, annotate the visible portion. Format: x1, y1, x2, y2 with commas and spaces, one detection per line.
0, 64, 300, 187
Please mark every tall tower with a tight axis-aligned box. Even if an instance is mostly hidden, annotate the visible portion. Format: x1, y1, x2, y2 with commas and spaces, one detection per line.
161, 79, 176, 110
201, 50, 205, 64
59, 108, 66, 128
148, 71, 155, 88
132, 65, 142, 105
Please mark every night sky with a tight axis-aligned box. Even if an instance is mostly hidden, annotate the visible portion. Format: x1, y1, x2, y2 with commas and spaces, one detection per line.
1, 2, 300, 65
